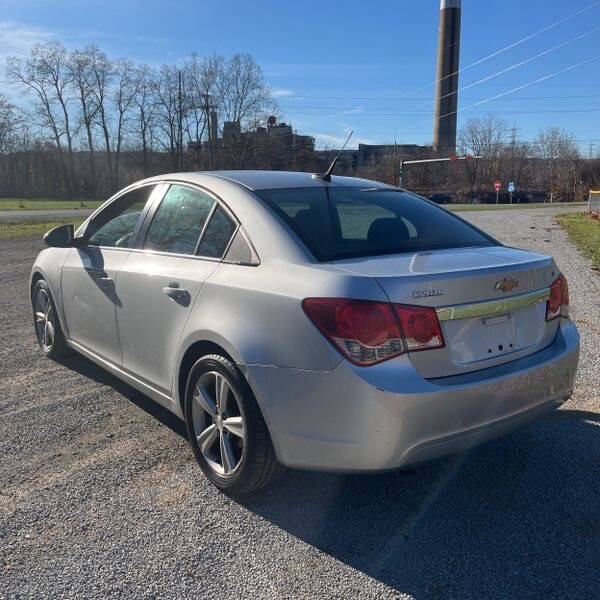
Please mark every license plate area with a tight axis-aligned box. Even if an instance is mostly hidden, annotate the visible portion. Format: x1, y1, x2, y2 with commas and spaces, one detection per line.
482, 314, 516, 357
440, 302, 548, 366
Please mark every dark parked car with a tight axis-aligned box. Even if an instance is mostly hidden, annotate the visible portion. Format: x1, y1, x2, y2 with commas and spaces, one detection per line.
428, 193, 453, 205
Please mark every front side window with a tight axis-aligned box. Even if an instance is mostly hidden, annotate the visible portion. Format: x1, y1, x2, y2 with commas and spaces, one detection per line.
144, 185, 214, 255
86, 186, 155, 248
255, 187, 497, 261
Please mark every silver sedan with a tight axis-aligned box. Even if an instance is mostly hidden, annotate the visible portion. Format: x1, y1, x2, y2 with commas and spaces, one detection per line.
30, 171, 580, 493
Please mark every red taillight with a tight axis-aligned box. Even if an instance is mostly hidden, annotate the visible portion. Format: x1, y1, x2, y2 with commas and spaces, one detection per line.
302, 298, 445, 366
546, 274, 569, 321
302, 298, 403, 366
393, 304, 445, 351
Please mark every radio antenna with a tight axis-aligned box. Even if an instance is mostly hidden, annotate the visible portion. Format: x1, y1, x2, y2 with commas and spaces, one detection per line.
315, 130, 353, 182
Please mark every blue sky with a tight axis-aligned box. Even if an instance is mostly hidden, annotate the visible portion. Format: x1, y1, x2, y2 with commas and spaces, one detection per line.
1, 0, 599, 151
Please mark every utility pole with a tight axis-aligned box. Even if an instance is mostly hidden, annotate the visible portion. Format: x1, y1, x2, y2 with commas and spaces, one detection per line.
177, 69, 183, 171
204, 92, 214, 169
393, 132, 398, 187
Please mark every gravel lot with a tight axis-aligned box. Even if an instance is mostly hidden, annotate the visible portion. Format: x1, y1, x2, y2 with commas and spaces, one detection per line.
1, 206, 598, 600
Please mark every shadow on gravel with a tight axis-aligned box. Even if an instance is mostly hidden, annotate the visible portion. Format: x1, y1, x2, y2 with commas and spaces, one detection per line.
240, 410, 600, 600
57, 353, 187, 438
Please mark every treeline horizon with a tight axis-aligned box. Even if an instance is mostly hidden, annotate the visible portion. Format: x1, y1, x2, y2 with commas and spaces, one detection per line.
0, 42, 599, 201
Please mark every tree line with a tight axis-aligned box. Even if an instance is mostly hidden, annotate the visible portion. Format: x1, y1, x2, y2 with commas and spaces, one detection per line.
1, 41, 599, 201
0, 42, 284, 198
357, 115, 600, 201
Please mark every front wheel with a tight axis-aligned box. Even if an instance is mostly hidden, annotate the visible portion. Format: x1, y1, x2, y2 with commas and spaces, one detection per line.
32, 279, 69, 359
184, 354, 284, 494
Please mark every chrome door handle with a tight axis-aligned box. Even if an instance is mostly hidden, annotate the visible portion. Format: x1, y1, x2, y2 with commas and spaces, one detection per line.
162, 283, 190, 306
162, 283, 187, 298
99, 276, 113, 283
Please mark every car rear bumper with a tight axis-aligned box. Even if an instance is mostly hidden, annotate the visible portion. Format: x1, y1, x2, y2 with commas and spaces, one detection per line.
244, 318, 579, 472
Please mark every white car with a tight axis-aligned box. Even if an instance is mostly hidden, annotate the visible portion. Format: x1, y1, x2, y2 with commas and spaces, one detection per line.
31, 171, 580, 493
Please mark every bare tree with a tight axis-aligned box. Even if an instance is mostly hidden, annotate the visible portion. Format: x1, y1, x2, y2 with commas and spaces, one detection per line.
133, 64, 157, 177
0, 95, 21, 154
184, 53, 225, 168
7, 42, 77, 195
154, 64, 184, 170
87, 45, 114, 188
69, 48, 99, 195
220, 53, 274, 131
458, 115, 508, 189
532, 127, 579, 196
113, 57, 138, 186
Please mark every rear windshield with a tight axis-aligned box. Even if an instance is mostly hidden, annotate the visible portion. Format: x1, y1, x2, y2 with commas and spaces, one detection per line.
255, 187, 498, 261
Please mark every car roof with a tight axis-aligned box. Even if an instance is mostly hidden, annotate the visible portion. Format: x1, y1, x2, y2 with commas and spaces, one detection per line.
144, 170, 396, 192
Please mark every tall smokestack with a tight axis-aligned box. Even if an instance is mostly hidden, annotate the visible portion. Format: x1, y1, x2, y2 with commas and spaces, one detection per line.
433, 0, 462, 153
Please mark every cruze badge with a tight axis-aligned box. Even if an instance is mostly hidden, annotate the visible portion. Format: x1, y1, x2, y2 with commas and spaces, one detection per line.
495, 278, 519, 293
412, 289, 444, 299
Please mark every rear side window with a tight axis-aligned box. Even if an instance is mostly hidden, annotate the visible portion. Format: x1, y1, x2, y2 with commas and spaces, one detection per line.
144, 185, 214, 255
255, 187, 497, 261
197, 206, 237, 258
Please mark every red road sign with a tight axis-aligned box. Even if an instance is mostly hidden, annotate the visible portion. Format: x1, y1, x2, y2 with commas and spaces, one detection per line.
494, 181, 501, 192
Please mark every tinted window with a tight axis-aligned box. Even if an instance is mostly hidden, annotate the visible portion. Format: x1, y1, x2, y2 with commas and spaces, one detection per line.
86, 186, 154, 247
145, 185, 214, 255
256, 187, 497, 261
197, 206, 236, 258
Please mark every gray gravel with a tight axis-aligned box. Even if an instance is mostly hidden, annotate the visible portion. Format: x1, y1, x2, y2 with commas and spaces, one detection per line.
1, 207, 599, 600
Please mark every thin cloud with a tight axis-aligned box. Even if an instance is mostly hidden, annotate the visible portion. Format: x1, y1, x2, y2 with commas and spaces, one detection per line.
310, 131, 375, 149
0, 21, 55, 58
336, 107, 365, 117
272, 88, 293, 98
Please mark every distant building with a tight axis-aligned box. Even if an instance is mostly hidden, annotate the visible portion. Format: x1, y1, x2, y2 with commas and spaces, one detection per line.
222, 120, 241, 144
188, 114, 315, 168
315, 149, 357, 174
315, 144, 432, 175
357, 144, 432, 166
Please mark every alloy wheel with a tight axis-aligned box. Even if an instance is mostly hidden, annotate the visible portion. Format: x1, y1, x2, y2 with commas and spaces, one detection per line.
191, 371, 245, 477
34, 288, 55, 352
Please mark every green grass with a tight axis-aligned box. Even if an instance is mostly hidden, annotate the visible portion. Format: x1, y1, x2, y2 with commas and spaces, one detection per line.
449, 202, 587, 212
0, 218, 85, 240
556, 213, 600, 270
0, 198, 102, 211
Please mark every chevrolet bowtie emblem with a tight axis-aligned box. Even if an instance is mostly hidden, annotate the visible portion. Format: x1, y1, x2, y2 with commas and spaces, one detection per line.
495, 278, 519, 293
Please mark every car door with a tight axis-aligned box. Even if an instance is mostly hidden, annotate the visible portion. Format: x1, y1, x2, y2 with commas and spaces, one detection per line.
61, 184, 162, 364
116, 183, 238, 395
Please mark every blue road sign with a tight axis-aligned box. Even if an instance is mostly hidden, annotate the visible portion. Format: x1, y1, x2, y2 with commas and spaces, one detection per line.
508, 182, 515, 193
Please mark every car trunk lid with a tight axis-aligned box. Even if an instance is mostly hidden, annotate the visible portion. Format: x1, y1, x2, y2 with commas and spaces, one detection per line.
331, 246, 560, 377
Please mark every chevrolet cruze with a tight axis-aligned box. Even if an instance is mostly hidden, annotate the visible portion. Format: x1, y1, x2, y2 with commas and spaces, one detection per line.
30, 171, 580, 493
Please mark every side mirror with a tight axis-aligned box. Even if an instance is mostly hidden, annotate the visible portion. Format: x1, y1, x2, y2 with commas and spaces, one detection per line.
43, 224, 80, 248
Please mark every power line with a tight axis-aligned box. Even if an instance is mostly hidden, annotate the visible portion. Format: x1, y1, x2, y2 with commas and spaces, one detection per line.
403, 25, 600, 116
396, 0, 600, 100
279, 93, 600, 103
0, 41, 28, 56
281, 108, 600, 117
396, 53, 600, 135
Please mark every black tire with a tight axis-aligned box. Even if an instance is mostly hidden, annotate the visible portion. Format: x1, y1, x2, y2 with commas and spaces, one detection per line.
32, 279, 69, 359
184, 354, 284, 494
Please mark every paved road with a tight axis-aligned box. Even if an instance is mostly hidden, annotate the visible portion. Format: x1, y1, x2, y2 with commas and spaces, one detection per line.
0, 208, 94, 222
1, 207, 598, 599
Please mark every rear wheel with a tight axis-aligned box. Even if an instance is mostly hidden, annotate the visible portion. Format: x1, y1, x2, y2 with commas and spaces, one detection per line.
32, 279, 69, 359
184, 354, 284, 494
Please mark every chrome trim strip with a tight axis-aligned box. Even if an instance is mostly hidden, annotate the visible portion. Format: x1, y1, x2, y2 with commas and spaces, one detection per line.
436, 288, 550, 322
